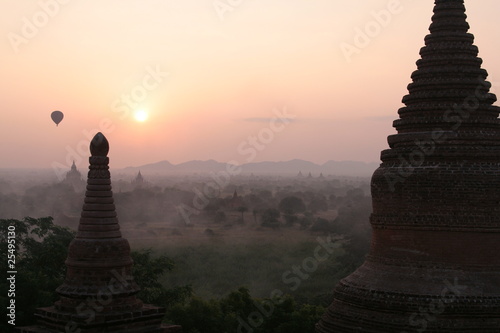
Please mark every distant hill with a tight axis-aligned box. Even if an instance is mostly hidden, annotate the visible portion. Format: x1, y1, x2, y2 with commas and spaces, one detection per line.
122, 159, 378, 177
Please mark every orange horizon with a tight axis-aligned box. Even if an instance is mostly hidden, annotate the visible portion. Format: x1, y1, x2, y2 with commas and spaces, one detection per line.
1, 0, 500, 170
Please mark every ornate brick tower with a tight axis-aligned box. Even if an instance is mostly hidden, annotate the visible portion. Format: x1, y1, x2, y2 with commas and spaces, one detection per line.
317, 0, 500, 331
19, 133, 174, 332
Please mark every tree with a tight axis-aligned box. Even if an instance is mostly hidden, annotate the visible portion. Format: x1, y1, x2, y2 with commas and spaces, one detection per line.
236, 206, 248, 223
0, 217, 75, 328
131, 249, 192, 307
165, 289, 324, 333
308, 195, 328, 213
214, 211, 226, 224
261, 208, 281, 229
299, 211, 314, 230
310, 217, 333, 234
278, 196, 306, 215
258, 190, 273, 201
283, 214, 299, 227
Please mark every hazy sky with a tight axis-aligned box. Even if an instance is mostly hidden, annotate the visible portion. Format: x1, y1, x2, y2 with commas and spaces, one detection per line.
2, 0, 500, 171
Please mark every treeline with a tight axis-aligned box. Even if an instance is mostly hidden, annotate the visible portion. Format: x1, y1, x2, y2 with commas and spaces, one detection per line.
156, 188, 373, 302
0, 178, 373, 332
0, 176, 371, 232
0, 217, 324, 333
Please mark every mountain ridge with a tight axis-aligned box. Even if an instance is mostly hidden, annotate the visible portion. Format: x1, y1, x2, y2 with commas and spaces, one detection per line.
122, 159, 379, 177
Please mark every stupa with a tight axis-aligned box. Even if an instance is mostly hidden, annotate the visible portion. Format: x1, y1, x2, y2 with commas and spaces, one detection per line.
62, 161, 86, 192
19, 133, 176, 332
317, 0, 500, 331
132, 171, 146, 189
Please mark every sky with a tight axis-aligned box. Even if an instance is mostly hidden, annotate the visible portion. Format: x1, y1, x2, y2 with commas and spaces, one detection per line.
1, 0, 500, 171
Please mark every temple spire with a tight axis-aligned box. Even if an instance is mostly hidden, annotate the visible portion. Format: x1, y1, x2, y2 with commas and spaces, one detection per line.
388, 0, 500, 151
20, 132, 169, 332
429, 0, 470, 34
317, 1, 500, 331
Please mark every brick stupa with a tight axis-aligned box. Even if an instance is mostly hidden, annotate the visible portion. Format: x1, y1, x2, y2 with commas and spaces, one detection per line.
317, 0, 500, 331
19, 133, 175, 332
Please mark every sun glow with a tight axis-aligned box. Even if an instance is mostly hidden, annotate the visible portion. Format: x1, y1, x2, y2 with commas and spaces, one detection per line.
134, 110, 149, 122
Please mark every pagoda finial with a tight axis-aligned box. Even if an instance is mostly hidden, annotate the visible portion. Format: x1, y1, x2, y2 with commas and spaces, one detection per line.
88, 132, 111, 180
90, 132, 109, 157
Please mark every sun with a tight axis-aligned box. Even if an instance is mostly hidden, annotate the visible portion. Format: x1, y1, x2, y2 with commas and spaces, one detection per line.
133, 110, 149, 122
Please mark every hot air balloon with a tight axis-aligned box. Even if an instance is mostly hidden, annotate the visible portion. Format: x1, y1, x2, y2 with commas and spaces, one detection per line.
51, 111, 64, 126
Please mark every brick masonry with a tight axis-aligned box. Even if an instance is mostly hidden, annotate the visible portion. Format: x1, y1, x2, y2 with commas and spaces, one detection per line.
317, 0, 500, 331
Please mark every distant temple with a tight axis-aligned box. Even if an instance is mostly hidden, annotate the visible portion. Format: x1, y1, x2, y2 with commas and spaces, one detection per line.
228, 190, 243, 209
317, 0, 500, 331
132, 170, 146, 188
19, 133, 179, 332
62, 161, 85, 192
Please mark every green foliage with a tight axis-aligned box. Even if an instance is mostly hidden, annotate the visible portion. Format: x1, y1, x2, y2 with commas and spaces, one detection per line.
298, 211, 314, 229
308, 195, 328, 213
131, 249, 192, 308
278, 196, 306, 215
310, 217, 334, 233
158, 240, 343, 303
283, 213, 299, 227
237, 206, 248, 223
333, 193, 372, 273
166, 288, 324, 333
0, 217, 75, 328
214, 210, 227, 224
261, 208, 281, 228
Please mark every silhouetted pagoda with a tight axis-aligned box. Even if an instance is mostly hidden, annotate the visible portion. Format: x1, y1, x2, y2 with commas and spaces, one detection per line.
228, 190, 243, 209
62, 160, 86, 192
317, 0, 500, 331
132, 170, 146, 189
19, 133, 178, 332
